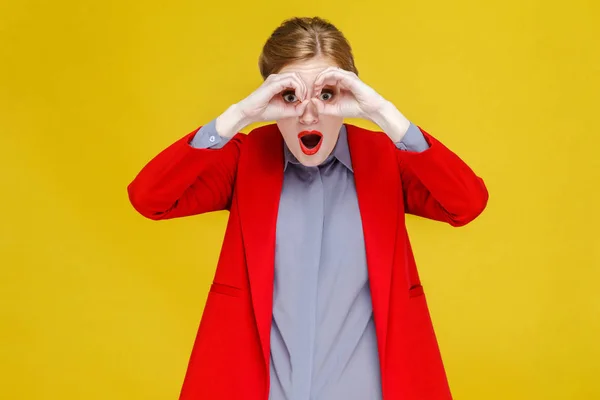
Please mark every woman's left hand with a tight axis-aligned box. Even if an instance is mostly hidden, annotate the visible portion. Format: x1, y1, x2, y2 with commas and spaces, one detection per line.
311, 67, 411, 142
311, 67, 389, 121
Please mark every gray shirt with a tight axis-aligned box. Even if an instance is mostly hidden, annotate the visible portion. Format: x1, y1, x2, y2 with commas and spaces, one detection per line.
191, 120, 429, 400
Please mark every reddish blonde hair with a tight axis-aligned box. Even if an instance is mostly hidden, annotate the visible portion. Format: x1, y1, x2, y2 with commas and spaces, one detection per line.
258, 16, 358, 79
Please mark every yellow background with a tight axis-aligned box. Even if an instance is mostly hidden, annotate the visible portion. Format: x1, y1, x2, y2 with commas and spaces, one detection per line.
1, 0, 599, 398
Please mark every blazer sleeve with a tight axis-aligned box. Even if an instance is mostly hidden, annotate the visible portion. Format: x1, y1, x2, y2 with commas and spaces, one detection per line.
396, 126, 489, 227
127, 126, 245, 220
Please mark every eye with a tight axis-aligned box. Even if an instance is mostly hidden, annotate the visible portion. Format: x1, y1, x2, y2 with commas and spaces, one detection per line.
282, 91, 298, 103
319, 89, 335, 101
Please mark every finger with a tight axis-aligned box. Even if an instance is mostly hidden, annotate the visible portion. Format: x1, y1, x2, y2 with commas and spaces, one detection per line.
313, 70, 338, 91
312, 97, 345, 117
278, 99, 308, 119
313, 78, 342, 98
265, 77, 304, 103
279, 76, 307, 101
313, 66, 339, 83
313, 67, 345, 87
271, 72, 306, 100
293, 72, 307, 101
314, 69, 357, 95
294, 99, 309, 116
310, 97, 331, 115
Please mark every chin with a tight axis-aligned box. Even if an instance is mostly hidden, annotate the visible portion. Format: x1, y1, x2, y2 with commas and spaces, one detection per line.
297, 153, 328, 167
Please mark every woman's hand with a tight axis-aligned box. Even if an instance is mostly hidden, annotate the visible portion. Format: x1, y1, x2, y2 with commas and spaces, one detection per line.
310, 67, 389, 120
215, 72, 310, 138
237, 72, 311, 123
311, 67, 411, 142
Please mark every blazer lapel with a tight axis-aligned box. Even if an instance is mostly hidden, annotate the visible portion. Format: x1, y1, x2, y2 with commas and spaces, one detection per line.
236, 125, 284, 373
346, 123, 399, 373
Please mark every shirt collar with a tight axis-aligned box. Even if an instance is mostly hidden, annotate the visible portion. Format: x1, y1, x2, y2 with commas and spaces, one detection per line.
283, 124, 353, 172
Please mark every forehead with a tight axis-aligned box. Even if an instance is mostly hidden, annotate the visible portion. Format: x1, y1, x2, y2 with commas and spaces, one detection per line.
279, 57, 338, 83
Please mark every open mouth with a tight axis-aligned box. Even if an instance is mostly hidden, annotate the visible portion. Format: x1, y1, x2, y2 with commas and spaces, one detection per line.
298, 130, 323, 155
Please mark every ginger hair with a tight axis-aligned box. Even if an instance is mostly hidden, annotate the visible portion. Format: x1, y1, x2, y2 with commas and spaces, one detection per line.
258, 16, 358, 79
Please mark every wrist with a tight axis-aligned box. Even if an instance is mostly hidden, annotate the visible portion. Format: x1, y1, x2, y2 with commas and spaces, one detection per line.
215, 103, 251, 138
369, 101, 411, 143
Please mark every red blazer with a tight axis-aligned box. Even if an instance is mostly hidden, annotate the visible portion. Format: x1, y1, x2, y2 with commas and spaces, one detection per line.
127, 123, 488, 400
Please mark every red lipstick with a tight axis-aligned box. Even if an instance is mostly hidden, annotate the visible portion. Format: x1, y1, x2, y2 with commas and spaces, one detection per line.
298, 130, 323, 155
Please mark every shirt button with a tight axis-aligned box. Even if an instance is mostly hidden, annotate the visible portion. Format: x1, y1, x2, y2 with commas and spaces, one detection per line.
209, 135, 216, 143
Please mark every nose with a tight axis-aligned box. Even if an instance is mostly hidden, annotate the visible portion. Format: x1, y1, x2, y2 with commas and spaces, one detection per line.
299, 99, 319, 125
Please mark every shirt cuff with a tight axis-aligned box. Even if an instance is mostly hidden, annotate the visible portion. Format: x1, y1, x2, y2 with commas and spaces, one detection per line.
189, 118, 231, 149
394, 122, 430, 152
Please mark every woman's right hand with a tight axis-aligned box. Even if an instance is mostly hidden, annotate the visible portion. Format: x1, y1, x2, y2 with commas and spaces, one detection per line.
237, 72, 310, 123
215, 72, 309, 138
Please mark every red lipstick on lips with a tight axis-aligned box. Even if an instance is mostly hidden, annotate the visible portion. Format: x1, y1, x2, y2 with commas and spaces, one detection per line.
298, 130, 323, 155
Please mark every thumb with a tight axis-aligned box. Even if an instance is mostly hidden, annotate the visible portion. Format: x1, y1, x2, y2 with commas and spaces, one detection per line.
295, 99, 310, 116
310, 97, 325, 114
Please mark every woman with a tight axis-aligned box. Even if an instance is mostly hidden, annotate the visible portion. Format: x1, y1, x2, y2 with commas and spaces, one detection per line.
128, 16, 488, 400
